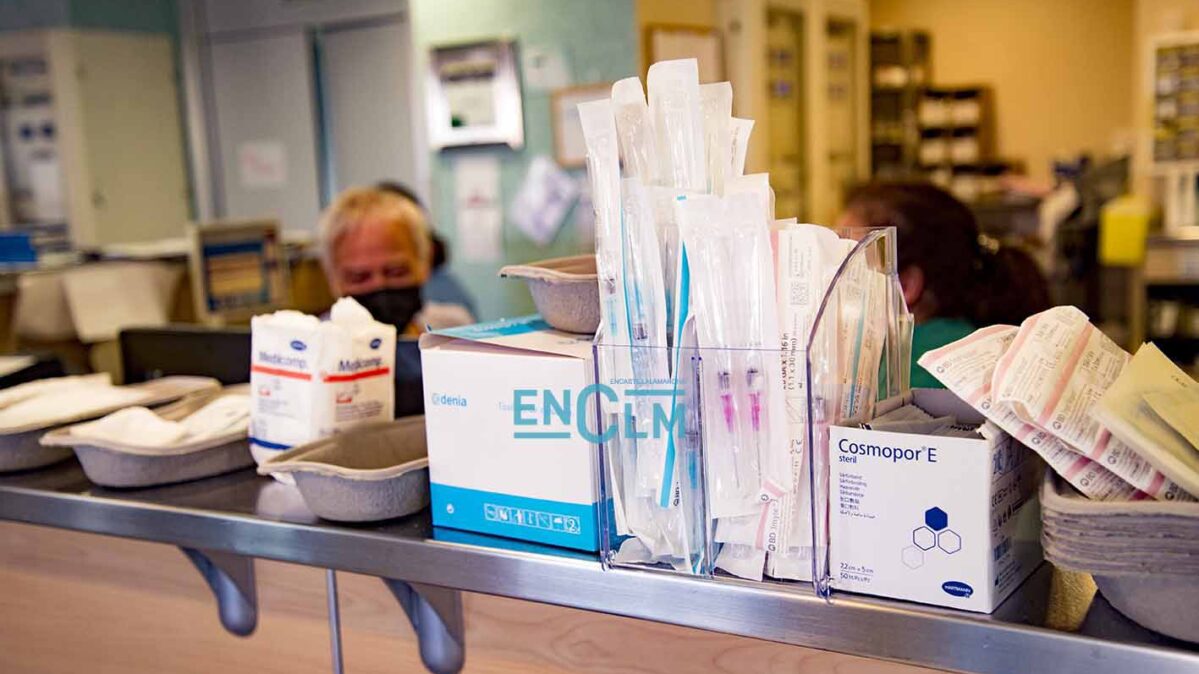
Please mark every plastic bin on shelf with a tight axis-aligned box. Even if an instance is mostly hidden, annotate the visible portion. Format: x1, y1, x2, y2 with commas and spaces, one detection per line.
595, 228, 910, 592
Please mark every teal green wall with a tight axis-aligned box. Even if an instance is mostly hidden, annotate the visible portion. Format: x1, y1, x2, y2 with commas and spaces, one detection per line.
0, 0, 68, 31
411, 0, 637, 321
67, 0, 176, 35
0, 0, 175, 33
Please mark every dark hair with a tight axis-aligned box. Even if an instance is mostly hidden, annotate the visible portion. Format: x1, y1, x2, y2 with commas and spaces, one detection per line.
843, 181, 1050, 326
375, 181, 425, 210
375, 181, 448, 270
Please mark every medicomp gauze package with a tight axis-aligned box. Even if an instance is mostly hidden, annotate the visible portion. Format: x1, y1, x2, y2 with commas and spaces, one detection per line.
829, 390, 1042, 613
250, 298, 396, 475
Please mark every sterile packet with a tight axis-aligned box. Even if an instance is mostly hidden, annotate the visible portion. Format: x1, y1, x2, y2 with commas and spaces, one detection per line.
678, 192, 792, 519
612, 77, 660, 182
715, 542, 767, 581
647, 59, 706, 192
1145, 389, 1199, 450
835, 253, 888, 422
864, 404, 956, 435
620, 179, 672, 498
700, 82, 732, 195
991, 307, 1190, 499
918, 325, 1150, 501
766, 223, 847, 576
729, 118, 754, 177
582, 101, 648, 542
1094, 342, 1199, 497
579, 99, 628, 357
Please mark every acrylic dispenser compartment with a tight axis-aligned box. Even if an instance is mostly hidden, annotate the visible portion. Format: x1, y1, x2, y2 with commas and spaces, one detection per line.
596, 227, 911, 589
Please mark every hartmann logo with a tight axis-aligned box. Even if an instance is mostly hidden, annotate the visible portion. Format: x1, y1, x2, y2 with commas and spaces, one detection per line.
290, 340, 307, 351
432, 393, 468, 408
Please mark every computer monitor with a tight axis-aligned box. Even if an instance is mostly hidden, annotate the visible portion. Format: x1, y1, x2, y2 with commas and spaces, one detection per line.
188, 219, 289, 325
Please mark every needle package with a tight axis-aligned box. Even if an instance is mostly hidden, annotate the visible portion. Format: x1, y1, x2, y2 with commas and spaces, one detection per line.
583, 59, 910, 588
677, 193, 793, 579
700, 82, 732, 195
647, 59, 706, 192
612, 77, 660, 183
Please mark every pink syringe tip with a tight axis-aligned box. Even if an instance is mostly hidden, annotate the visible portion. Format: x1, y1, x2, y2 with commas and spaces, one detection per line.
720, 393, 735, 432
749, 392, 763, 431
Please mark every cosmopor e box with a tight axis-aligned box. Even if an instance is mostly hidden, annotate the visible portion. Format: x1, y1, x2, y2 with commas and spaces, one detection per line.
419, 316, 600, 551
829, 389, 1042, 613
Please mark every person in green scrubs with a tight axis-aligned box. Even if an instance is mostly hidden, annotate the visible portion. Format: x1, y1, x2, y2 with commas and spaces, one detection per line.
839, 182, 1051, 389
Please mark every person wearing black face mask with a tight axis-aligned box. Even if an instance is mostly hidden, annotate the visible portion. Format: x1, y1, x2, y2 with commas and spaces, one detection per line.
318, 186, 474, 334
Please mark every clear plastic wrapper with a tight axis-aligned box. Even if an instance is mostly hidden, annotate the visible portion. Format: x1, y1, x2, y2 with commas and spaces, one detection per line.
918, 325, 1150, 501
612, 77, 660, 183
650, 187, 686, 338
727, 173, 775, 221
580, 99, 641, 538
992, 306, 1190, 500
678, 193, 791, 520
803, 229, 908, 594
729, 118, 754, 177
700, 82, 732, 195
596, 329, 711, 575
767, 223, 847, 578
647, 59, 706, 192
620, 179, 672, 498
597, 227, 910, 589
579, 99, 627, 355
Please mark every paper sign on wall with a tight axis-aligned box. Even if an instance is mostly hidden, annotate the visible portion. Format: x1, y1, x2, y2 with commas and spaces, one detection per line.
522, 45, 572, 91
509, 155, 578, 246
454, 153, 503, 263
238, 141, 287, 189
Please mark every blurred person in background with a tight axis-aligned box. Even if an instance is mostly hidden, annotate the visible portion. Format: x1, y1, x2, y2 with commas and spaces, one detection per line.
319, 185, 473, 334
375, 181, 477, 319
840, 182, 1051, 388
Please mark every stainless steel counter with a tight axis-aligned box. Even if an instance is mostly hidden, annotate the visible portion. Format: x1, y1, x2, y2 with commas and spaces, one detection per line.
2, 461, 1198, 674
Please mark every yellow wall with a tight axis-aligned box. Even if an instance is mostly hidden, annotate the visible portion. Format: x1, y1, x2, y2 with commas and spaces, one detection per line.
637, 0, 718, 31
636, 0, 719, 72
871, 0, 1135, 181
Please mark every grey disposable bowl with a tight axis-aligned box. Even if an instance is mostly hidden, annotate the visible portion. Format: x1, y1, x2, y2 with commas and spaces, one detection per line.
0, 429, 72, 472
1094, 574, 1199, 644
0, 376, 222, 473
499, 255, 600, 334
258, 417, 430, 523
71, 439, 254, 488
1040, 473, 1199, 643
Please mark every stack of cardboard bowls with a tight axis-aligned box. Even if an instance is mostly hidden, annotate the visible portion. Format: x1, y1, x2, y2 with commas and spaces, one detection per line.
1040, 473, 1199, 643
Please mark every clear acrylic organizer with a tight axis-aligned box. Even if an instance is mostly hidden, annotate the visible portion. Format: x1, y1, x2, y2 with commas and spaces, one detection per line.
595, 228, 911, 595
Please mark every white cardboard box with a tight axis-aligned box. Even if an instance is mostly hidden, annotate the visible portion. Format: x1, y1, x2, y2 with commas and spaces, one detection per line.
419, 316, 600, 551
829, 389, 1042, 612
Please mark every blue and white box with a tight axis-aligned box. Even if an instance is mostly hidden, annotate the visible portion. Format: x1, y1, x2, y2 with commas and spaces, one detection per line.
419, 316, 600, 551
829, 389, 1042, 613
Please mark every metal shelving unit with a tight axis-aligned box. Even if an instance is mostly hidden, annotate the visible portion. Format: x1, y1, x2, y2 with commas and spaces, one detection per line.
868, 30, 929, 178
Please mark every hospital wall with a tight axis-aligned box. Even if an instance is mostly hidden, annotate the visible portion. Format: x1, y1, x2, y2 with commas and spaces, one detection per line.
411, 0, 638, 323
870, 0, 1135, 182
1132, 0, 1199, 196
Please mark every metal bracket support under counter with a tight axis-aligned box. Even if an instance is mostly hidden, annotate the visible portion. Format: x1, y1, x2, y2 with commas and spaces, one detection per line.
179, 547, 257, 637
383, 578, 466, 674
